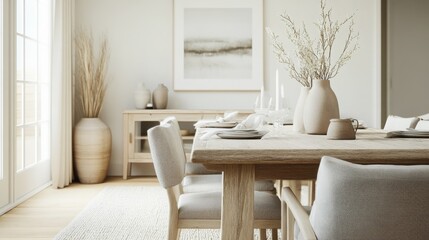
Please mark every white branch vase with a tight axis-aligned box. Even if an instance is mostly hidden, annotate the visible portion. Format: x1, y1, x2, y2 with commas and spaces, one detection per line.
303, 79, 340, 135
74, 118, 112, 183
293, 86, 310, 133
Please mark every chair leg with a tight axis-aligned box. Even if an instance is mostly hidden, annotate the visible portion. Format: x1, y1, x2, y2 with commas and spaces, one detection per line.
176, 229, 181, 240
168, 226, 178, 240
272, 228, 278, 240
287, 207, 295, 240
168, 217, 179, 240
259, 229, 267, 240
290, 181, 302, 202
281, 198, 288, 240
276, 180, 284, 198
308, 180, 316, 206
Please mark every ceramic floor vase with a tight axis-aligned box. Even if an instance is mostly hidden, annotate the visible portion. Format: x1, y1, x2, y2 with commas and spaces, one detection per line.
293, 86, 310, 133
74, 118, 111, 183
303, 79, 340, 135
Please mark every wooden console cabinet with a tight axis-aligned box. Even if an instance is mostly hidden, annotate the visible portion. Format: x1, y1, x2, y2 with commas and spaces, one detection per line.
122, 109, 251, 179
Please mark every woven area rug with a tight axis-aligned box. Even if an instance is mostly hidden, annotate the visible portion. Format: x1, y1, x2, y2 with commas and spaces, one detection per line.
54, 186, 279, 240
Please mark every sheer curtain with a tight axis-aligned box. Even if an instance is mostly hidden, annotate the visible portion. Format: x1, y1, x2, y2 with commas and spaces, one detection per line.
51, 0, 74, 188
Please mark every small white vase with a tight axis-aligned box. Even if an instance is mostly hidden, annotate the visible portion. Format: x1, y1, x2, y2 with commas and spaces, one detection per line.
73, 118, 112, 184
293, 86, 310, 133
153, 84, 168, 109
303, 79, 340, 135
134, 83, 151, 109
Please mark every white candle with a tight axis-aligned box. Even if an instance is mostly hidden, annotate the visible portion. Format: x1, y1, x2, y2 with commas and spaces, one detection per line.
281, 84, 285, 109
275, 69, 279, 110
260, 85, 264, 109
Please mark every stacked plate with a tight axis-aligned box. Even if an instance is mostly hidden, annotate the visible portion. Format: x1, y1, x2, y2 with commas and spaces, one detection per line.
216, 129, 268, 139
200, 122, 238, 128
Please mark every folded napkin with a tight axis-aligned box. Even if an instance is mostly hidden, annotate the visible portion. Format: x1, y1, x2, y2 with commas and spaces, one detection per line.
415, 120, 429, 130
234, 113, 265, 129
199, 113, 266, 140
194, 111, 239, 128
386, 128, 429, 138
383, 115, 420, 131
419, 113, 429, 120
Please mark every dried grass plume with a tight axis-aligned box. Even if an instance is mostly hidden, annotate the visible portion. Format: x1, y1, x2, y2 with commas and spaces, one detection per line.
76, 30, 109, 118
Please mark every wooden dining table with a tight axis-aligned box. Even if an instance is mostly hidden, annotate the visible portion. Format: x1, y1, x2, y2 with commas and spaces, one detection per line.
190, 125, 429, 240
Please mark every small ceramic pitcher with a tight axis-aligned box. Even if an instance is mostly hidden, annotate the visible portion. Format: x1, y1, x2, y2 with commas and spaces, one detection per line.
327, 118, 359, 140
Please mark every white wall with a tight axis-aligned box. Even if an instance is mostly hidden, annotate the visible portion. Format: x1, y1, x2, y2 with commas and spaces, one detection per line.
75, 0, 380, 176
387, 0, 429, 117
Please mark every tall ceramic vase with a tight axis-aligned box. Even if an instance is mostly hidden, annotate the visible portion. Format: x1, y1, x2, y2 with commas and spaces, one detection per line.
134, 83, 151, 109
303, 79, 339, 135
293, 86, 310, 133
153, 84, 168, 109
74, 118, 112, 183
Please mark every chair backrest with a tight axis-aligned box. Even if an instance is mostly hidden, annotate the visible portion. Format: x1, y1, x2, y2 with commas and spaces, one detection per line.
160, 116, 186, 157
147, 122, 186, 188
383, 115, 420, 131
310, 156, 429, 240
160, 116, 216, 175
160, 116, 181, 137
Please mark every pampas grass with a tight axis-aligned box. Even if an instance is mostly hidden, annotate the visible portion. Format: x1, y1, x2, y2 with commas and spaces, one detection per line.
76, 31, 109, 118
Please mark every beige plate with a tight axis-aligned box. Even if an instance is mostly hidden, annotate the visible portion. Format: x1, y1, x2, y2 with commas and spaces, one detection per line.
201, 122, 238, 128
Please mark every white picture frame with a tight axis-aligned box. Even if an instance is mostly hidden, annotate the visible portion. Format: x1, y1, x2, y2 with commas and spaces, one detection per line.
174, 0, 263, 91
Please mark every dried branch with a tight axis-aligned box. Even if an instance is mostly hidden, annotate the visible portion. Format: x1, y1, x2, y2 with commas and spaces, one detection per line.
76, 30, 109, 118
267, 0, 358, 84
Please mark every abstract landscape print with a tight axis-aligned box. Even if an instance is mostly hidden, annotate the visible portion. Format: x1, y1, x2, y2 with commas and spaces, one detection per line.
184, 8, 252, 80
174, 0, 263, 91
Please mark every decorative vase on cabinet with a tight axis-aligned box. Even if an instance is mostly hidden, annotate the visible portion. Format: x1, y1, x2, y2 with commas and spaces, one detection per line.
134, 83, 151, 109
74, 118, 112, 183
303, 79, 339, 135
153, 83, 168, 109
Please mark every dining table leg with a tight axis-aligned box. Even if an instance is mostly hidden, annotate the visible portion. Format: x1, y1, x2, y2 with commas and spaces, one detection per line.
221, 164, 255, 240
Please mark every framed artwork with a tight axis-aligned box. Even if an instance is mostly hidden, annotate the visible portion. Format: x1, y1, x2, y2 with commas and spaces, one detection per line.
174, 0, 263, 91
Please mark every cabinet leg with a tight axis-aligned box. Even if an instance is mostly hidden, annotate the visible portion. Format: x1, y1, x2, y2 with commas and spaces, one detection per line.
123, 162, 131, 180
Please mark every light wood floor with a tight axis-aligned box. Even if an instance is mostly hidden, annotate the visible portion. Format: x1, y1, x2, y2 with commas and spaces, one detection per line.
0, 177, 159, 240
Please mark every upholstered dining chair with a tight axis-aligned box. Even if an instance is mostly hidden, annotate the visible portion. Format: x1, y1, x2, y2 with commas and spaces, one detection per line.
281, 156, 429, 240
148, 122, 281, 240
160, 116, 275, 193
160, 116, 219, 175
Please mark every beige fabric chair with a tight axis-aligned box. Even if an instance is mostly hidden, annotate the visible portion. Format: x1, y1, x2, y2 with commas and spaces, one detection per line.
161, 116, 275, 193
148, 122, 281, 240
160, 116, 219, 175
383, 115, 420, 131
281, 156, 429, 240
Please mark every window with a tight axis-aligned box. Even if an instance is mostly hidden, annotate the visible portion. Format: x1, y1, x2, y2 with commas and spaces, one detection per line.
15, 0, 51, 172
